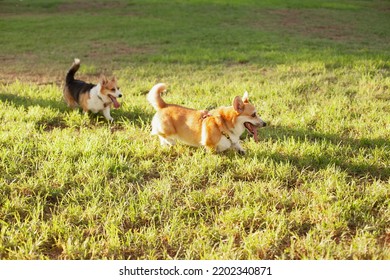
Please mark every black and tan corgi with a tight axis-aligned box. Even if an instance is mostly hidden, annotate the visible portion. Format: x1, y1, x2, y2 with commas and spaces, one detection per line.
63, 58, 122, 121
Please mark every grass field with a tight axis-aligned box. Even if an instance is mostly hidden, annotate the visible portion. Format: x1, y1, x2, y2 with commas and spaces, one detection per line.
0, 0, 389, 259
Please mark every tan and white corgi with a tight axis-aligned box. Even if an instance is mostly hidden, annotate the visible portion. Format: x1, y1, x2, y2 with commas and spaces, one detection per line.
63, 58, 122, 121
147, 83, 266, 154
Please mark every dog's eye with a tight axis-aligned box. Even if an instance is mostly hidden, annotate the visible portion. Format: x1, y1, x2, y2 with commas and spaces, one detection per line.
111, 88, 116, 91
251, 112, 257, 117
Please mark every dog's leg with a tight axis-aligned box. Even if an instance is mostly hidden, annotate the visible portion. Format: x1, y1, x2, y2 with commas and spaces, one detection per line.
63, 88, 78, 109
102, 107, 114, 122
232, 142, 246, 155
65, 98, 78, 109
215, 137, 231, 153
158, 135, 176, 147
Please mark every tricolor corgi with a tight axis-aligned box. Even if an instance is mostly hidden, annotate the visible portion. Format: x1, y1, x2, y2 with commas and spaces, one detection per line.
147, 83, 266, 154
63, 58, 122, 121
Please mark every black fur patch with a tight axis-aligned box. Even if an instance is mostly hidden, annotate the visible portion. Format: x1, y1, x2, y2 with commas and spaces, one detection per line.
67, 80, 95, 102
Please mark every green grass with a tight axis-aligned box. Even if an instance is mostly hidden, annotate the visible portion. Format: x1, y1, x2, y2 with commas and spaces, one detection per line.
0, 0, 389, 259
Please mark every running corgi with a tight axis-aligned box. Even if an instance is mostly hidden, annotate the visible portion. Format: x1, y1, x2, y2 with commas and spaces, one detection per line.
63, 58, 122, 121
147, 83, 266, 154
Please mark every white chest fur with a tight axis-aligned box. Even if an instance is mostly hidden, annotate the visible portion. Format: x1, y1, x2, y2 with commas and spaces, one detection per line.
216, 118, 246, 153
87, 85, 108, 113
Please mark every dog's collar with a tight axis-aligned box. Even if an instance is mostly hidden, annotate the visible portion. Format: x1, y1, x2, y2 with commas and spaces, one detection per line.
207, 113, 239, 144
222, 130, 240, 146
97, 94, 112, 108
221, 130, 231, 140
211, 114, 235, 143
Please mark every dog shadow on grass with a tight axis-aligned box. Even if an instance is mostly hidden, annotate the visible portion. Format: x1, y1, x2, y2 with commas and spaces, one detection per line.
0, 92, 67, 112
255, 125, 390, 181
0, 91, 155, 130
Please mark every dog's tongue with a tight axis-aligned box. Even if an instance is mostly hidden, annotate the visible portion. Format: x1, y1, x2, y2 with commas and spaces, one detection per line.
245, 123, 259, 142
253, 126, 259, 142
110, 96, 120, 109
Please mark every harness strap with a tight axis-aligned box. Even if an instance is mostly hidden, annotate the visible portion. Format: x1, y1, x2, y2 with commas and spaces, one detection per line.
201, 111, 212, 119
221, 131, 231, 140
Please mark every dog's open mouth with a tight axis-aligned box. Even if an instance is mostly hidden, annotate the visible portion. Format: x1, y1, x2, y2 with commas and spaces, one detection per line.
244, 122, 259, 142
108, 95, 120, 109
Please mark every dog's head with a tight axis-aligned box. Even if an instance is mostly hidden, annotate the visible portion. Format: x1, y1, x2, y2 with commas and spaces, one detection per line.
233, 91, 266, 141
99, 76, 122, 108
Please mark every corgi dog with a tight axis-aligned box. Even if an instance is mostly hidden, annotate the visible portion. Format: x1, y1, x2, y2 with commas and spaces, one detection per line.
147, 83, 266, 154
63, 58, 122, 121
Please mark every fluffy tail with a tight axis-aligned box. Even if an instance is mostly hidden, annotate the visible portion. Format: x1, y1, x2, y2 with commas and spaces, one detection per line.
147, 83, 167, 110
65, 58, 80, 85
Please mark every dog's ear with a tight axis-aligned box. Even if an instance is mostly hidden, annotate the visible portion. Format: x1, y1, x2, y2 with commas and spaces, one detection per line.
100, 75, 108, 85
233, 96, 245, 114
111, 76, 117, 82
243, 91, 249, 104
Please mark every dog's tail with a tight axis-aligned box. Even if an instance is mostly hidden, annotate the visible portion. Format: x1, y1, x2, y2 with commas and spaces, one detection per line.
65, 58, 80, 85
147, 83, 167, 111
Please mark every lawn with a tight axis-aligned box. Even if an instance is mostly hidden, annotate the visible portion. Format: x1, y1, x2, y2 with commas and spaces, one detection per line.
0, 0, 389, 259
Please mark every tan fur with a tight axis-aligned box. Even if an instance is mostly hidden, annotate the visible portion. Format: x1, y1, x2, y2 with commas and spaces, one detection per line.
63, 87, 78, 109
154, 106, 205, 146
100, 77, 118, 97
79, 92, 90, 112
202, 107, 239, 148
148, 83, 266, 154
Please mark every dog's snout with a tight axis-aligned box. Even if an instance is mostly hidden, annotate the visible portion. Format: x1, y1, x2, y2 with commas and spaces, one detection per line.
118, 94, 123, 98
258, 120, 267, 127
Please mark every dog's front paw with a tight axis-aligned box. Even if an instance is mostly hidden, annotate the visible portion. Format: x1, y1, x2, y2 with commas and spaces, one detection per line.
232, 143, 245, 155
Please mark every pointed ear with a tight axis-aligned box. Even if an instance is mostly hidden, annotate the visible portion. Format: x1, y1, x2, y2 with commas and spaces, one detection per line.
100, 75, 108, 85
111, 76, 117, 82
233, 96, 245, 114
242, 91, 249, 103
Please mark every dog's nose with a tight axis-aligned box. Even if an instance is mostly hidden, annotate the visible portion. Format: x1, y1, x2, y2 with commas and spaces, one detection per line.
118, 94, 123, 98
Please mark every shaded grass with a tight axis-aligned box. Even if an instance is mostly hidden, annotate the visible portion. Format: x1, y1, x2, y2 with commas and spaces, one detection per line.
0, 0, 389, 260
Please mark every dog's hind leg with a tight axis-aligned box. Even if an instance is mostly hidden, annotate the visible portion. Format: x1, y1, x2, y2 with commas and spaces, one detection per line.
63, 88, 78, 109
158, 135, 176, 147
